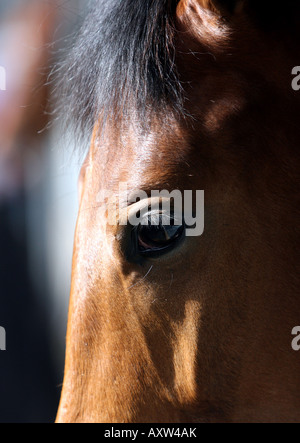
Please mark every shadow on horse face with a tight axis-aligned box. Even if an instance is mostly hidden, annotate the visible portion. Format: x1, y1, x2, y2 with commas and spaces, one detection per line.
57, 0, 300, 423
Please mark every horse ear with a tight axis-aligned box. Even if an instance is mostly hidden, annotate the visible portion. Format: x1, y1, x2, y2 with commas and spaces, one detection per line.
177, 1, 300, 31
176, 0, 245, 18
176, 0, 246, 48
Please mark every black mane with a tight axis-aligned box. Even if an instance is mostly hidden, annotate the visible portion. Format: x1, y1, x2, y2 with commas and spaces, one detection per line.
57, 0, 183, 141
55, 0, 300, 145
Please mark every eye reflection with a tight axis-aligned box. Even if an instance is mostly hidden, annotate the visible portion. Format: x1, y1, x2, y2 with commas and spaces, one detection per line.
136, 213, 185, 255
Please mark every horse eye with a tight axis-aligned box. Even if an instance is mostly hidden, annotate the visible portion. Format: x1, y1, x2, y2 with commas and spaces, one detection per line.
136, 215, 185, 256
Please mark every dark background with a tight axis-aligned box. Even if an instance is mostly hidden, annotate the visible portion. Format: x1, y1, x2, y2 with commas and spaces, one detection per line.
0, 0, 88, 423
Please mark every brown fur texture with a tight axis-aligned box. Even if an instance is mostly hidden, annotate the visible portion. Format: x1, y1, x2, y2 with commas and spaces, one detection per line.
57, 0, 300, 423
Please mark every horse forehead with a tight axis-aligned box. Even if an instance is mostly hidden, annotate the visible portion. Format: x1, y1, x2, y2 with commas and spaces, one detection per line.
91, 121, 195, 191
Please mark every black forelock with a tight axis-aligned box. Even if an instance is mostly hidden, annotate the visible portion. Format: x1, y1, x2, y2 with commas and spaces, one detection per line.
56, 0, 183, 143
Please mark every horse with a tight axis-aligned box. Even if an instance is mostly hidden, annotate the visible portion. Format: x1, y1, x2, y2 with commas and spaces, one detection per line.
56, 0, 300, 423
